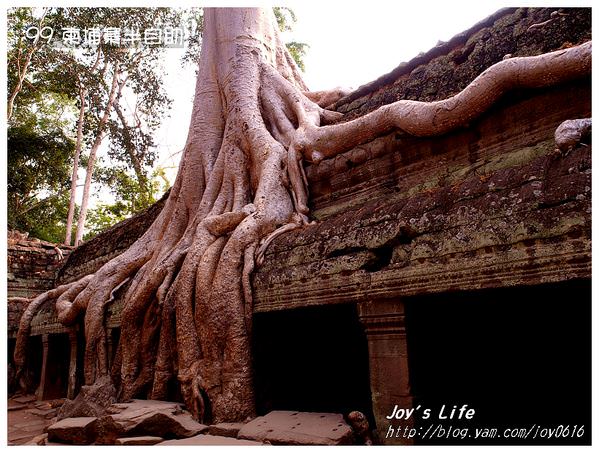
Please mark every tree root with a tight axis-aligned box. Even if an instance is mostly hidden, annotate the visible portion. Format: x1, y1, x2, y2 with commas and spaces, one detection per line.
255, 219, 303, 267
295, 41, 592, 163
13, 278, 91, 389
555, 118, 591, 153
303, 87, 353, 109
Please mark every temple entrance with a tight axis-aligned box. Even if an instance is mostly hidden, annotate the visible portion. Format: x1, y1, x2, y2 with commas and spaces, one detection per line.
404, 279, 591, 445
252, 303, 373, 422
42, 334, 71, 400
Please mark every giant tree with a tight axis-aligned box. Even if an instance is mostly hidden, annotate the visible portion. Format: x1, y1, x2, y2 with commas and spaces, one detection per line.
15, 8, 592, 424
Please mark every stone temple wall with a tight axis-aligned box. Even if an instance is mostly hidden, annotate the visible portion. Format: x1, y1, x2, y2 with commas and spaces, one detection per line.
7, 231, 72, 299
7, 231, 72, 339
254, 6, 592, 311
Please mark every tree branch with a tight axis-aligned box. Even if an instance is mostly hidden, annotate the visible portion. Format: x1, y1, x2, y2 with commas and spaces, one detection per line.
7, 9, 49, 120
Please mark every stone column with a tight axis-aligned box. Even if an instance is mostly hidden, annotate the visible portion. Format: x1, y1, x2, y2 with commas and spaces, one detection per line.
67, 329, 78, 399
358, 299, 413, 445
36, 334, 49, 401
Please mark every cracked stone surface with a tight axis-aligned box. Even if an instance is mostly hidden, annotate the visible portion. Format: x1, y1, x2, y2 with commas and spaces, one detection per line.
47, 417, 97, 445
238, 411, 354, 445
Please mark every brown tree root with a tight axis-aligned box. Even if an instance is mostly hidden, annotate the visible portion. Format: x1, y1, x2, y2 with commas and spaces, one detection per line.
555, 118, 592, 152
295, 41, 592, 163
13, 8, 591, 425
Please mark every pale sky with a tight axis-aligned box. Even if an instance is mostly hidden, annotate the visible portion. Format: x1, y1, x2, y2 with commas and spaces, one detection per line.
290, 3, 504, 91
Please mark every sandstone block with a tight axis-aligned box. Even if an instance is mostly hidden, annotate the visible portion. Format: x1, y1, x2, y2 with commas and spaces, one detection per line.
238, 411, 354, 445
47, 417, 97, 444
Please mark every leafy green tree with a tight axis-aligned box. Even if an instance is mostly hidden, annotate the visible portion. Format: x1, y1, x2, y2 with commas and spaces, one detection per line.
8, 7, 181, 244
7, 7, 49, 120
59, 7, 181, 245
84, 162, 162, 240
7, 119, 75, 243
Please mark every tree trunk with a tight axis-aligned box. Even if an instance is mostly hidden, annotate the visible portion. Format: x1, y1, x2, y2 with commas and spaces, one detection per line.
65, 87, 87, 245
7, 48, 34, 121
114, 102, 151, 209
14, 7, 591, 425
7, 10, 47, 121
74, 69, 124, 245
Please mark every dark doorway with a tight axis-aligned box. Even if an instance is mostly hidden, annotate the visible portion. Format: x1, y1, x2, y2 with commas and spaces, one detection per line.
19, 335, 43, 395
7, 338, 17, 395
43, 334, 70, 399
252, 303, 373, 422
404, 279, 591, 445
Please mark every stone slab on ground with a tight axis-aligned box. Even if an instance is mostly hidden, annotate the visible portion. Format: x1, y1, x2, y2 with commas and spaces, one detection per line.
14, 420, 46, 430
58, 376, 115, 420
109, 403, 207, 438
207, 422, 245, 438
22, 422, 48, 433
9, 432, 37, 443
24, 433, 48, 445
12, 395, 37, 404
128, 412, 207, 438
93, 399, 208, 444
160, 434, 263, 445
27, 408, 57, 418
115, 436, 164, 445
47, 417, 98, 444
8, 403, 27, 411
238, 411, 354, 445
7, 398, 52, 445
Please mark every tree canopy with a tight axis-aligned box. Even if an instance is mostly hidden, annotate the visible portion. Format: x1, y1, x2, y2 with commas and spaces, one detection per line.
7, 114, 75, 242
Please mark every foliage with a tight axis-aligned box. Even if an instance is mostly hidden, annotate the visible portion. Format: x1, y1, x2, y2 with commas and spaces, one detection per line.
180, 8, 203, 68
7, 120, 76, 243
272, 6, 297, 32
284, 41, 309, 72
7, 8, 76, 120
84, 160, 173, 238
7, 7, 180, 242
83, 202, 128, 239
273, 7, 309, 71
